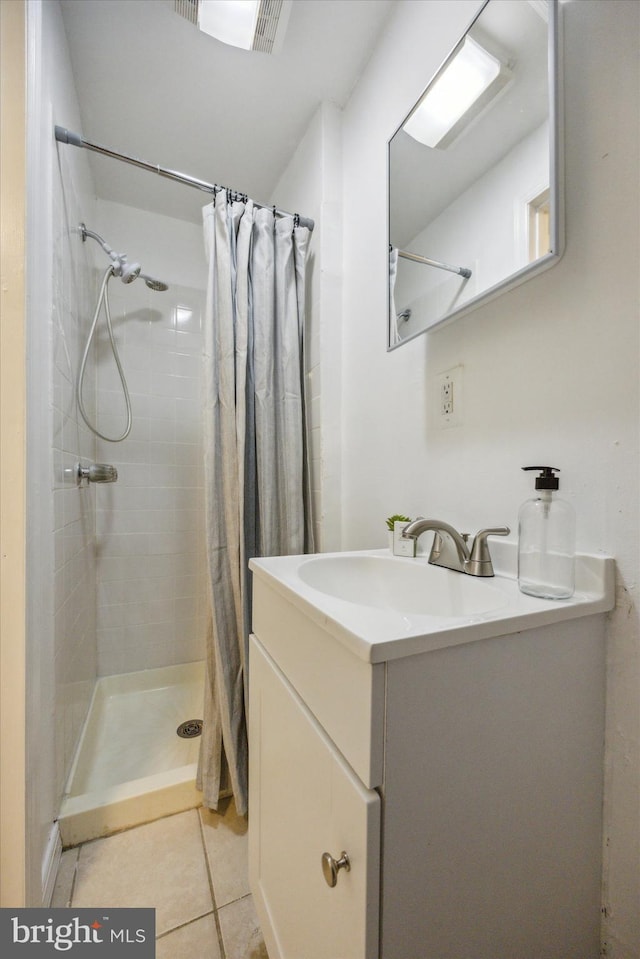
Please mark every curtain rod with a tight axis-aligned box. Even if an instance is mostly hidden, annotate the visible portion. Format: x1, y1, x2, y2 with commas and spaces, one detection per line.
54, 126, 314, 232
397, 248, 471, 279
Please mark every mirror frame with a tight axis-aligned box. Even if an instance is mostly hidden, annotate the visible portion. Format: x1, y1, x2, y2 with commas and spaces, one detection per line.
387, 0, 563, 349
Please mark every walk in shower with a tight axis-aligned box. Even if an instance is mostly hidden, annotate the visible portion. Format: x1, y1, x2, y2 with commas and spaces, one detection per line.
53, 143, 209, 844
53, 68, 313, 843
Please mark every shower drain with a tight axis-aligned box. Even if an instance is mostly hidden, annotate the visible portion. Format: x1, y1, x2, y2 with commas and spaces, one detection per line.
177, 719, 203, 739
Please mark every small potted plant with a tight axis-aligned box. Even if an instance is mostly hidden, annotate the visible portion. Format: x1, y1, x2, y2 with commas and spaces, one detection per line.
386, 514, 412, 550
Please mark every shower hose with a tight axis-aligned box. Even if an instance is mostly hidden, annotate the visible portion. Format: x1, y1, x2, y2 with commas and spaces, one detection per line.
77, 264, 132, 443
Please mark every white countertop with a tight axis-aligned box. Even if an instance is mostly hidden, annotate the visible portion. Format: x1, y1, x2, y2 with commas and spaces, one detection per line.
249, 544, 615, 663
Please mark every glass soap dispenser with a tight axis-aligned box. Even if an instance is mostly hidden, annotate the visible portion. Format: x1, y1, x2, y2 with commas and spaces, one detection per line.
518, 466, 576, 599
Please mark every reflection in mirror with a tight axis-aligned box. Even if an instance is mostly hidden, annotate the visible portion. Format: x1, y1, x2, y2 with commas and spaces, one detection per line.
388, 0, 561, 348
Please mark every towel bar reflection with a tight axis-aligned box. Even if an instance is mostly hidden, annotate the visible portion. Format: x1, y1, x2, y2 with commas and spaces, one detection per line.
397, 248, 472, 279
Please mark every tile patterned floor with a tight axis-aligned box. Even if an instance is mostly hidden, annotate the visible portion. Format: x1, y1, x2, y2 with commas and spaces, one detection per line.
52, 799, 268, 958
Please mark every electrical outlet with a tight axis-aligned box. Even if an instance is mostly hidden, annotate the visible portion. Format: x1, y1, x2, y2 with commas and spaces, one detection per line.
441, 379, 454, 416
435, 365, 463, 428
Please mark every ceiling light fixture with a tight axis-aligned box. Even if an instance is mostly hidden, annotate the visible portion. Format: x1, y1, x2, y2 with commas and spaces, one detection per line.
403, 36, 511, 149
196, 0, 292, 54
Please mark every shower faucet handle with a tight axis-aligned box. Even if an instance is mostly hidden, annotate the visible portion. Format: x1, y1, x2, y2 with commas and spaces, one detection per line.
76, 462, 118, 486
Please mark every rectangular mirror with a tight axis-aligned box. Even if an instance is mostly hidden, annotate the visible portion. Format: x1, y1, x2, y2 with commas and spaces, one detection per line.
388, 0, 562, 348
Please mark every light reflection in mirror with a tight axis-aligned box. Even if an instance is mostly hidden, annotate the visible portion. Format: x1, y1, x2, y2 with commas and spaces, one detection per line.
388, 0, 562, 349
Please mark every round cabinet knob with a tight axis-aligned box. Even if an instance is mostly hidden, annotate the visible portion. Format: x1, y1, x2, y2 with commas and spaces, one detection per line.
321, 851, 350, 888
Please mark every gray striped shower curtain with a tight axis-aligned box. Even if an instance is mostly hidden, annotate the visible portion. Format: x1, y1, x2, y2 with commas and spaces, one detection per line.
197, 193, 312, 815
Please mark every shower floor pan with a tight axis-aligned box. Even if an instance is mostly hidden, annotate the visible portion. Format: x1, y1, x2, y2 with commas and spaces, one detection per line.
58, 661, 205, 846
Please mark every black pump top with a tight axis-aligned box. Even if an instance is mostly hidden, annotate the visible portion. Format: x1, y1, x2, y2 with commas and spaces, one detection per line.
522, 466, 560, 490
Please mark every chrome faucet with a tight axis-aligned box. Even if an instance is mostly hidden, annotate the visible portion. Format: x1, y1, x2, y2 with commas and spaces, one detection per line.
401, 518, 510, 577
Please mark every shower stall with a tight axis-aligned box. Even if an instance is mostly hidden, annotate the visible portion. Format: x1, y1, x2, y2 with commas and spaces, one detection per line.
33, 0, 312, 874
52, 139, 210, 844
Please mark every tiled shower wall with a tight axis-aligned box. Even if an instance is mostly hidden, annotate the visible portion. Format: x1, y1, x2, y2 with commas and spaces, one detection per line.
94, 279, 207, 675
90, 201, 208, 676
52, 149, 98, 803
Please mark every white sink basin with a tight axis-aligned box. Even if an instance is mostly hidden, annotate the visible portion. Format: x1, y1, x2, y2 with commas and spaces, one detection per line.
250, 548, 615, 663
298, 554, 508, 617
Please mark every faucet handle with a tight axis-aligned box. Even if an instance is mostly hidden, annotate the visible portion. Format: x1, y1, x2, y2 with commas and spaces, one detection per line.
467, 527, 510, 577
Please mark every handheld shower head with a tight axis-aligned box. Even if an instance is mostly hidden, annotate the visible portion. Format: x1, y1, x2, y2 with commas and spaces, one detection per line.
79, 224, 166, 289
116, 259, 142, 284
142, 275, 169, 292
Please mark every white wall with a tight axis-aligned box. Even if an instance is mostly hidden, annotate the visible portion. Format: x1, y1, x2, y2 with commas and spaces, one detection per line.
340, 0, 638, 955
51, 150, 99, 820
270, 102, 344, 551
27, 0, 99, 902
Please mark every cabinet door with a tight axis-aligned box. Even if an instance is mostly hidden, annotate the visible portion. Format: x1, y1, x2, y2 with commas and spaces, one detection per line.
249, 635, 380, 959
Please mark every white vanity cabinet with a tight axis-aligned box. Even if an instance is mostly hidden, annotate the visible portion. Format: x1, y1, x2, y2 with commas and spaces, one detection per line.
248, 552, 612, 959
249, 637, 381, 959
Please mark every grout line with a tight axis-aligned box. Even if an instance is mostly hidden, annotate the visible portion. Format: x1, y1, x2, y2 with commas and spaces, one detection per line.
197, 807, 227, 959
212, 899, 227, 958
67, 847, 81, 907
216, 890, 253, 909
67, 806, 236, 957
155, 908, 215, 941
